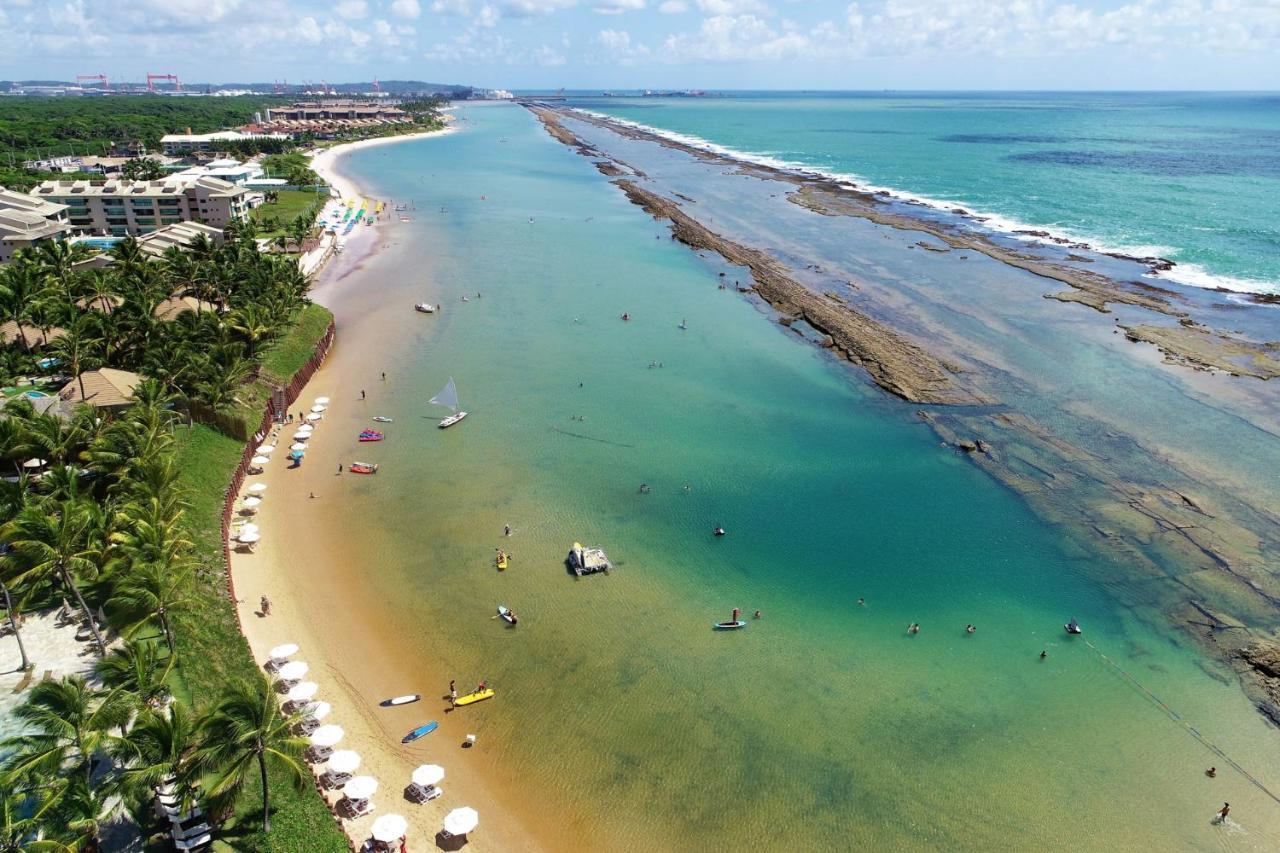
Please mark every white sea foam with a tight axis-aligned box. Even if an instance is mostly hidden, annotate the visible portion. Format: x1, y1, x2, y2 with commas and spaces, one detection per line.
573, 109, 1280, 297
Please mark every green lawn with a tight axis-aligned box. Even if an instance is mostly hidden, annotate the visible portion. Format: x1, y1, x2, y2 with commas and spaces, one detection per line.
251, 190, 326, 238
260, 303, 333, 384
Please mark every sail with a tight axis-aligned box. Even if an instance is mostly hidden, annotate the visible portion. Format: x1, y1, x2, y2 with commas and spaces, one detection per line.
429, 377, 459, 412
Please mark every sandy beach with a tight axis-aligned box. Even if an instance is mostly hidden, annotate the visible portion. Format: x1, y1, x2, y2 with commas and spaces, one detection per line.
310, 124, 457, 203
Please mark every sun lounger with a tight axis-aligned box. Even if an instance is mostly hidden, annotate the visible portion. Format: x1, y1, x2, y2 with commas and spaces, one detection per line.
173, 821, 211, 839
161, 802, 202, 820
171, 830, 211, 850
320, 769, 352, 789
405, 783, 442, 803
340, 798, 374, 819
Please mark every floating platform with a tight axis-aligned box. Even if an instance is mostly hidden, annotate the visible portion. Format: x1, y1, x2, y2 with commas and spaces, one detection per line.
567, 541, 611, 576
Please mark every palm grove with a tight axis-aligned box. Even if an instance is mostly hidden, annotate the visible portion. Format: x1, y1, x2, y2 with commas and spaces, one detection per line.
0, 229, 328, 849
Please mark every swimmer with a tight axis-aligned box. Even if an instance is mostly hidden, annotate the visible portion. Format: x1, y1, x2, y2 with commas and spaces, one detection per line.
966, 624, 976, 634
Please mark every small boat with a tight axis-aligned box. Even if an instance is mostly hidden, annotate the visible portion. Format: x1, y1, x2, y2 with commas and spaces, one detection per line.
1065, 618, 1082, 635
401, 721, 439, 743
713, 526, 726, 537
373, 416, 393, 423
714, 620, 747, 630
679, 318, 687, 330
350, 462, 379, 475
358, 430, 384, 442
496, 553, 509, 570
429, 377, 468, 429
380, 694, 421, 707
415, 303, 436, 313
497, 605, 516, 624
453, 688, 495, 706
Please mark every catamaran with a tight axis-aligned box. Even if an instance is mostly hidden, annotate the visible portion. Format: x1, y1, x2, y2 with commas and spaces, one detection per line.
430, 377, 468, 428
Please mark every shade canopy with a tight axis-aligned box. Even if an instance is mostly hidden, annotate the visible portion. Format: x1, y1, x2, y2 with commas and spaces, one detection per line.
443, 807, 479, 835
412, 764, 445, 787
326, 749, 360, 773
315, 396, 330, 404
250, 456, 271, 466
309, 725, 345, 748
256, 444, 275, 453
237, 531, 260, 544
286, 681, 319, 702
268, 643, 298, 660
305, 412, 322, 421
371, 814, 408, 843
277, 660, 308, 681
301, 700, 331, 721
311, 405, 326, 413
247, 482, 268, 493
342, 775, 377, 800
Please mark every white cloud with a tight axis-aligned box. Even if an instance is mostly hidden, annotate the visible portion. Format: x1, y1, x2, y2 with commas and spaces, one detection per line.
297, 15, 325, 42
336, 0, 369, 18
696, 0, 766, 14
478, 3, 499, 25
389, 0, 421, 18
658, 0, 688, 11
501, 0, 576, 16
593, 0, 644, 12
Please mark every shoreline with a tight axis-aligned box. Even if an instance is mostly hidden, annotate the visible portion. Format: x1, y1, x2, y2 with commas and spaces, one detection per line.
310, 123, 457, 203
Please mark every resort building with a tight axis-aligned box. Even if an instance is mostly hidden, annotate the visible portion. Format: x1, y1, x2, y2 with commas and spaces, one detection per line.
29, 177, 260, 237
0, 187, 72, 263
152, 295, 220, 321
0, 321, 66, 350
58, 368, 142, 412
265, 101, 407, 122
137, 221, 226, 257
169, 158, 266, 186
160, 130, 289, 155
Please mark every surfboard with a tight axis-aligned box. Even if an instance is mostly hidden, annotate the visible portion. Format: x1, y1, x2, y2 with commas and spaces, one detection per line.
401, 721, 439, 743
380, 694, 421, 707
497, 606, 515, 624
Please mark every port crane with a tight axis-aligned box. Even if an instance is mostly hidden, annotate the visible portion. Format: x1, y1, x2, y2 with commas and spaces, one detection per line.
146, 73, 183, 93
76, 74, 109, 90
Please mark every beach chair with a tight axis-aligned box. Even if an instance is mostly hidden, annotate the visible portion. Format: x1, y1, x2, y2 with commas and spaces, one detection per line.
294, 717, 320, 736
341, 797, 374, 819
405, 783, 442, 804
320, 769, 352, 789
306, 745, 334, 763
173, 821, 211, 840
172, 831, 211, 851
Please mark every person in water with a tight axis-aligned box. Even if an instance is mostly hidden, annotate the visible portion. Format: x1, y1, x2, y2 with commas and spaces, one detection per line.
1216, 803, 1230, 823
504, 523, 511, 537
1040, 650, 1048, 659
966, 624, 976, 634
509, 611, 518, 624
754, 610, 762, 619
857, 598, 865, 606
714, 526, 726, 536
908, 623, 919, 634
1206, 767, 1217, 778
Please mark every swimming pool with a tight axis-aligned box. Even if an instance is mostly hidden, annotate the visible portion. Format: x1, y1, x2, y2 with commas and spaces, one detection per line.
75, 237, 122, 250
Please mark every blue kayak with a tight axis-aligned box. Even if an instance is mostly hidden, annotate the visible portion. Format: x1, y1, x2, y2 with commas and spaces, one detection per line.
713, 620, 747, 630
401, 721, 439, 743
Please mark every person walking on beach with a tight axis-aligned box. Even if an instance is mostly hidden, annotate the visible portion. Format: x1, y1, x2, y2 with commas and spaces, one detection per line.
260, 596, 271, 616
1216, 802, 1230, 823
337, 463, 343, 474
361, 390, 366, 400
449, 680, 457, 706
381, 372, 386, 381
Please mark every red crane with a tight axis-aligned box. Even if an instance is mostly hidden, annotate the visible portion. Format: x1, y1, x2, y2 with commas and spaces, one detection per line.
146, 73, 183, 93
373, 77, 382, 93
76, 74, 109, 90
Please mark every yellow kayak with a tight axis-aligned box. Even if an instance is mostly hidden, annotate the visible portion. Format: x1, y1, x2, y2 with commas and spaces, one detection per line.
496, 554, 509, 570
454, 688, 495, 706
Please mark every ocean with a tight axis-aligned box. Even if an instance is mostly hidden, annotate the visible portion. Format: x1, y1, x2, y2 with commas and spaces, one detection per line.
291, 102, 1280, 851
569, 91, 1280, 295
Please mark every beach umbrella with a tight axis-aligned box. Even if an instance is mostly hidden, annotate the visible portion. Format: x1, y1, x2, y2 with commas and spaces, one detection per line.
291, 432, 311, 442
22, 458, 47, 469
301, 700, 332, 722
237, 531, 260, 544
371, 814, 408, 843
248, 482, 268, 493
311, 405, 327, 413
290, 450, 305, 460
290, 442, 307, 451
239, 523, 260, 536
287, 682, 319, 702
342, 775, 377, 800
309, 725, 345, 748
251, 455, 271, 466
326, 749, 360, 774
306, 412, 322, 421
412, 764, 445, 787
443, 807, 479, 836
256, 443, 275, 454
268, 643, 298, 661
315, 396, 330, 404
277, 661, 309, 681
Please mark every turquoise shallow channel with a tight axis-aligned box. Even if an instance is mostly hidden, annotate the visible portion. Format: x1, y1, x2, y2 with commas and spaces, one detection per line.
321, 103, 1280, 851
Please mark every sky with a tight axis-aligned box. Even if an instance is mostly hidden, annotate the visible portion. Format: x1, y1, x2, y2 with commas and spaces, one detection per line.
0, 0, 1277, 90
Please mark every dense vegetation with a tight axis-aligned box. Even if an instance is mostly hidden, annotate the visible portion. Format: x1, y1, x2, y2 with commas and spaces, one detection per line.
0, 231, 346, 849
0, 96, 286, 161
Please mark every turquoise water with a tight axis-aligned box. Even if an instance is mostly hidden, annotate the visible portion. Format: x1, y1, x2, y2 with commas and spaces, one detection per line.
574, 92, 1280, 295
309, 104, 1280, 850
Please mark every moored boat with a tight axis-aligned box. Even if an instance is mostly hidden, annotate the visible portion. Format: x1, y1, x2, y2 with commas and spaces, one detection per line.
497, 605, 516, 624
714, 620, 747, 630
372, 416, 393, 423
429, 377, 468, 428
415, 303, 436, 313
350, 462, 379, 475
358, 430, 384, 442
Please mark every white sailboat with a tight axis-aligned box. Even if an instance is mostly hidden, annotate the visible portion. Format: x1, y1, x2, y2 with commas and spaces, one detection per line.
429, 377, 468, 428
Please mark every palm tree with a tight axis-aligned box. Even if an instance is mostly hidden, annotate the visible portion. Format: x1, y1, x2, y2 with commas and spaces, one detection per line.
94, 639, 173, 710
188, 676, 309, 834
0, 579, 30, 672
228, 305, 271, 357
1, 501, 107, 654
112, 701, 195, 817
106, 561, 193, 653
50, 315, 102, 402
287, 216, 312, 253
1, 676, 130, 790
0, 262, 46, 353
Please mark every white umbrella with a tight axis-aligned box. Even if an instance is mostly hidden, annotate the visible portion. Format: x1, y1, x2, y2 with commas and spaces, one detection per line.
315, 396, 330, 404
311, 405, 327, 413
342, 775, 377, 800
443, 806, 479, 835
251, 455, 271, 466
290, 443, 308, 451
305, 412, 323, 421
240, 523, 260, 535
301, 701, 332, 721
256, 443, 275, 454
248, 482, 268, 493
298, 423, 314, 432
371, 814, 408, 843
277, 660, 309, 681
326, 749, 360, 774
22, 458, 47, 469
412, 764, 445, 787
242, 496, 262, 509
309, 725, 345, 748
291, 432, 311, 441
287, 682, 319, 702
237, 531, 260, 544
268, 643, 298, 661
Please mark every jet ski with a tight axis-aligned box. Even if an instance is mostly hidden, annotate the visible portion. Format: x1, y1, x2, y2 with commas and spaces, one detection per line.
1065, 618, 1082, 635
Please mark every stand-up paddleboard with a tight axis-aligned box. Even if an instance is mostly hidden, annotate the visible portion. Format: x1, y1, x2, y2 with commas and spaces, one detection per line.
373, 416, 393, 423
714, 620, 747, 630
401, 721, 438, 743
380, 694, 421, 707
496, 553, 509, 570
454, 688, 495, 706
497, 606, 516, 624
